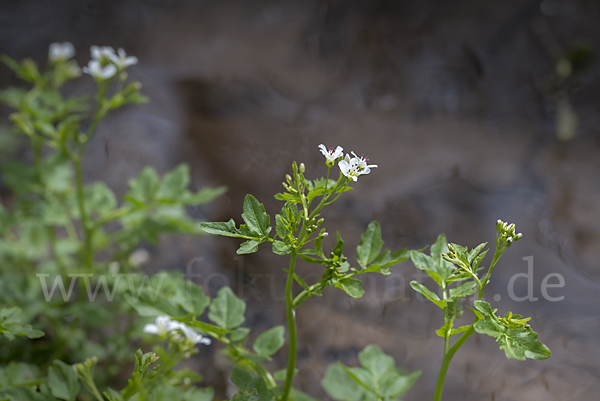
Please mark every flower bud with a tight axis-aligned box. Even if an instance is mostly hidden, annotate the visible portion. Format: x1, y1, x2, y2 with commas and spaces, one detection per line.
496, 220, 504, 231
317, 218, 324, 226
506, 223, 515, 233
286, 174, 292, 183
506, 237, 513, 247
514, 233, 523, 241
323, 232, 329, 237
299, 163, 305, 173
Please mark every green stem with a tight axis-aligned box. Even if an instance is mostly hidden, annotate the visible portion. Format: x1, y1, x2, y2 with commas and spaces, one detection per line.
433, 324, 476, 401
282, 250, 298, 401
441, 283, 450, 356
74, 156, 93, 271
478, 242, 505, 299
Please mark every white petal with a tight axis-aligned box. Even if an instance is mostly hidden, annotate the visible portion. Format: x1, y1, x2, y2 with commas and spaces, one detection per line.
143, 324, 159, 334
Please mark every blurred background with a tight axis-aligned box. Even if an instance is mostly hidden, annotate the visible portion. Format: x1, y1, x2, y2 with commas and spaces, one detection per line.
1, 0, 600, 399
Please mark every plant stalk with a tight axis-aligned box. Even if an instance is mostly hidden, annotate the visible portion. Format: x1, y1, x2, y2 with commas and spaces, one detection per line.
433, 324, 476, 401
282, 250, 298, 401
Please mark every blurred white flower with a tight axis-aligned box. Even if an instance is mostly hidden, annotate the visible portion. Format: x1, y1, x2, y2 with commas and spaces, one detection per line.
143, 316, 211, 346
178, 324, 211, 345
318, 144, 344, 165
82, 60, 117, 80
109, 48, 138, 69
338, 151, 377, 182
90, 45, 116, 61
143, 316, 180, 336
128, 248, 150, 267
108, 261, 120, 274
49, 42, 75, 62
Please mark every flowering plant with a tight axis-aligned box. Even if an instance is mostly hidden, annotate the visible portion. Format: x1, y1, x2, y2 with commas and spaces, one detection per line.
0, 44, 550, 401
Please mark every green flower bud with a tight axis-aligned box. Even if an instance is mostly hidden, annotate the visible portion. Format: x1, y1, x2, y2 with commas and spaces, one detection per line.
317, 218, 324, 226
299, 163, 305, 173
496, 219, 504, 231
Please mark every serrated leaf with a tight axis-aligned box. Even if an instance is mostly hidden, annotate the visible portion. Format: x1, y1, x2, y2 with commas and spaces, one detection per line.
467, 242, 487, 264
410, 281, 446, 309
209, 287, 245, 329
47, 360, 80, 401
370, 248, 410, 269
127, 167, 160, 203
322, 345, 420, 401
473, 301, 551, 361
356, 221, 383, 268
253, 326, 285, 357
448, 281, 477, 299
435, 321, 470, 338
272, 241, 292, 255
333, 278, 365, 299
200, 219, 254, 239
156, 164, 189, 200
0, 307, 44, 341
241, 195, 271, 238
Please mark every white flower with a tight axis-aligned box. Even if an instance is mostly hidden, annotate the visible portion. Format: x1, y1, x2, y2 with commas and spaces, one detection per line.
318, 144, 344, 164
129, 248, 150, 267
109, 48, 138, 69
143, 316, 211, 346
90, 45, 116, 61
338, 151, 377, 182
49, 42, 75, 62
83, 60, 117, 80
178, 324, 211, 345
143, 316, 180, 336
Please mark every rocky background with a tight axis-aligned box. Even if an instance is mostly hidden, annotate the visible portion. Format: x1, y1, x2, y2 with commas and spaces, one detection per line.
2, 0, 600, 400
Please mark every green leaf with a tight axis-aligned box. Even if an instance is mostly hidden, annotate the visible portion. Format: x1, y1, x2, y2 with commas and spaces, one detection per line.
435, 321, 469, 338
253, 326, 285, 357
370, 249, 410, 269
273, 368, 298, 381
322, 345, 420, 401
0, 386, 55, 401
473, 301, 551, 361
230, 327, 251, 342
183, 186, 227, 205
238, 240, 261, 255
241, 195, 271, 238
289, 388, 318, 401
85, 182, 117, 218
156, 164, 189, 201
468, 242, 487, 263
172, 282, 211, 317
448, 281, 477, 299
47, 360, 80, 401
200, 219, 252, 238
409, 281, 446, 309
333, 278, 365, 299
209, 287, 246, 329
230, 368, 274, 401
0, 307, 44, 341
321, 363, 362, 401
126, 167, 160, 203
272, 240, 292, 255
356, 221, 383, 269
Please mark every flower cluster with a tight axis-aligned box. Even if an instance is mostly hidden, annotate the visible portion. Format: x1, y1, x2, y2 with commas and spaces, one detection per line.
143, 315, 211, 346
83, 45, 138, 80
319, 144, 378, 181
495, 219, 523, 247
